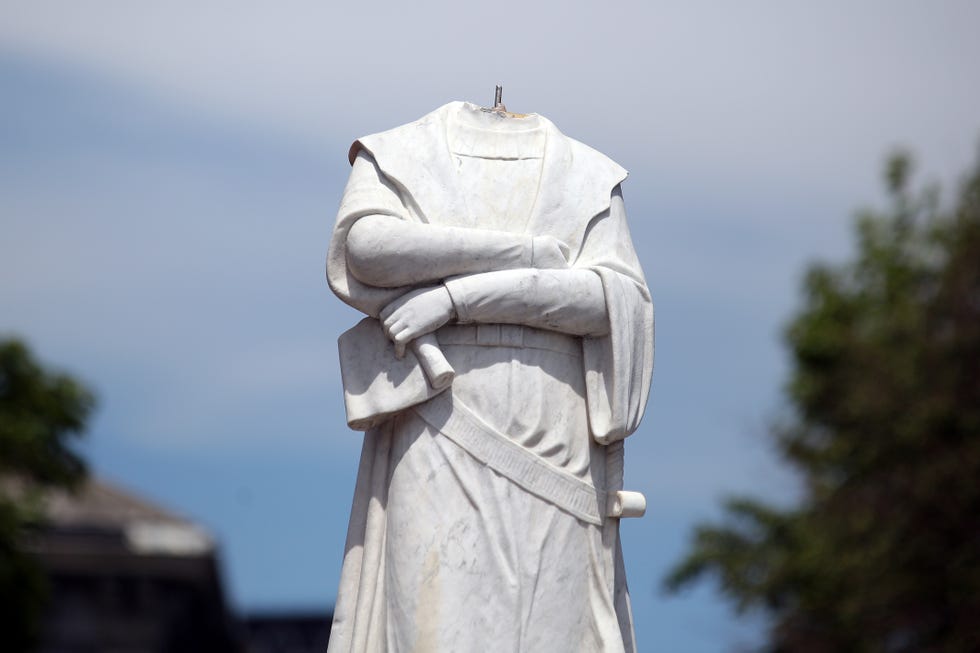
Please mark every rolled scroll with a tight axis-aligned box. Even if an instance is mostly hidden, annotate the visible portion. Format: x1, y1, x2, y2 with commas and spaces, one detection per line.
411, 333, 455, 390
607, 490, 647, 519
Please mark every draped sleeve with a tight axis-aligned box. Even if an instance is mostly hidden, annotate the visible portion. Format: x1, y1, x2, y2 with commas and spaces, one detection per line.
575, 185, 654, 444
326, 150, 413, 318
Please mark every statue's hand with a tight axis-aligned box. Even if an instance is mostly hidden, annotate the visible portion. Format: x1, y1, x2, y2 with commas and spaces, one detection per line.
532, 235, 570, 269
380, 286, 455, 358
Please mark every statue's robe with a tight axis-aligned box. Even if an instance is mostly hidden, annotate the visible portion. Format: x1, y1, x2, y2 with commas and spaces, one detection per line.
326, 102, 653, 652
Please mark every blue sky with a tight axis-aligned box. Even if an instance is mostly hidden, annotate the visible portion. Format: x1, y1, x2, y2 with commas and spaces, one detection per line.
2, 2, 979, 650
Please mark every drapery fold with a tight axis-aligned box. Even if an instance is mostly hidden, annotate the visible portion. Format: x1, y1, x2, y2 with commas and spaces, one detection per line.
578, 188, 655, 443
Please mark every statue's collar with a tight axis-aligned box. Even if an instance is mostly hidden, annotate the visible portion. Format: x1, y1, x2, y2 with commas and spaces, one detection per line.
350, 102, 627, 248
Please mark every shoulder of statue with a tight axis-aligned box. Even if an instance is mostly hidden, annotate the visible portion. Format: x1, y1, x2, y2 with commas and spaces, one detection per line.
347, 102, 460, 165
563, 134, 629, 188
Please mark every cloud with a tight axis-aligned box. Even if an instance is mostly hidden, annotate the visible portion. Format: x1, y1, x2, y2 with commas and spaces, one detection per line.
3, 1, 978, 192
0, 53, 353, 451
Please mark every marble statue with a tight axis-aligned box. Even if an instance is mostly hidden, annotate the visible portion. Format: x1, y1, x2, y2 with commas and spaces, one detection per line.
325, 99, 654, 652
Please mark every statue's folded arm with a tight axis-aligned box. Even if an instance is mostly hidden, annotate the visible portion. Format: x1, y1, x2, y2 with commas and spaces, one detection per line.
346, 213, 541, 287
443, 268, 610, 337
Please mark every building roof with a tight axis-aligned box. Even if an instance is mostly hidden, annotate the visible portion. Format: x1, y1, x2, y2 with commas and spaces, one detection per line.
43, 478, 189, 528
39, 477, 214, 556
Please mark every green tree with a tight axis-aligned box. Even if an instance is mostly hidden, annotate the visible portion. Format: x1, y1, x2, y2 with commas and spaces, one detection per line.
0, 339, 94, 651
664, 149, 980, 653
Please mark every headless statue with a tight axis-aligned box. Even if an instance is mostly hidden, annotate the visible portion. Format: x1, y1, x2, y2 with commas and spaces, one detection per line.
326, 96, 653, 652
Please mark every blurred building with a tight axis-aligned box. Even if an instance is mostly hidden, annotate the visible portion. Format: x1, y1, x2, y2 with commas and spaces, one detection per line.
241, 612, 332, 653
23, 478, 331, 653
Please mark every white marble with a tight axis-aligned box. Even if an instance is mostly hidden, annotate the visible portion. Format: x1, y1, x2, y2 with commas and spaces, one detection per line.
326, 101, 654, 652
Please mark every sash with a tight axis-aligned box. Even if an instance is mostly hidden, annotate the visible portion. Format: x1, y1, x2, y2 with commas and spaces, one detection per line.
413, 391, 605, 526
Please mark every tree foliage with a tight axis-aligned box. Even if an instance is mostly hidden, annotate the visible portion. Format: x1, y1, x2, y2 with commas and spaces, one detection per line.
665, 149, 980, 652
0, 339, 94, 651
